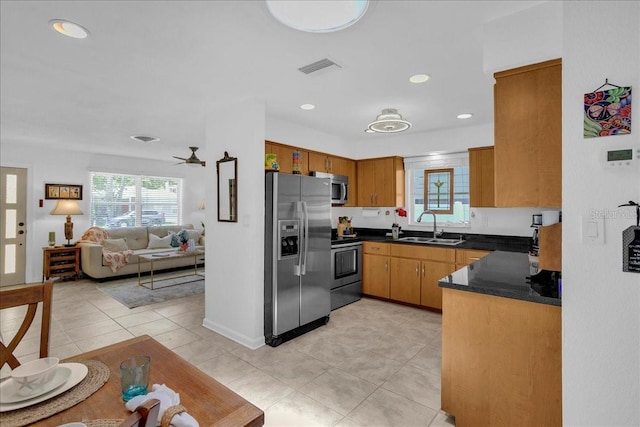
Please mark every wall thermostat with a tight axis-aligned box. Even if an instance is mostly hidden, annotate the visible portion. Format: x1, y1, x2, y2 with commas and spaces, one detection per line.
601, 146, 639, 168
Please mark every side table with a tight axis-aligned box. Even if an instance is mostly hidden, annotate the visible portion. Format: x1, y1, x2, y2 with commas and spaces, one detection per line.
43, 246, 81, 281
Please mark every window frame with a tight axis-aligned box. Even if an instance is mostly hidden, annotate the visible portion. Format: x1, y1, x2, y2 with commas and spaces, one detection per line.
89, 171, 183, 229
404, 152, 470, 228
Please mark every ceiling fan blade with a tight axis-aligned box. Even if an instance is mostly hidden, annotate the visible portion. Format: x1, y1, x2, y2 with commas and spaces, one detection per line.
173, 156, 187, 161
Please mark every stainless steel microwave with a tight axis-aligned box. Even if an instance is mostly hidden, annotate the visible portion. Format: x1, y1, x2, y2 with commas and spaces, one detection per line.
310, 171, 348, 205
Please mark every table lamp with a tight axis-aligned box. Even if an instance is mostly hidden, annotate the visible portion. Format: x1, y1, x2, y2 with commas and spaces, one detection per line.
49, 200, 84, 246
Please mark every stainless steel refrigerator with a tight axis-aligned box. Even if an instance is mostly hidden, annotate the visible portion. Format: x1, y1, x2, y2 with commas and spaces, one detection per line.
264, 172, 331, 347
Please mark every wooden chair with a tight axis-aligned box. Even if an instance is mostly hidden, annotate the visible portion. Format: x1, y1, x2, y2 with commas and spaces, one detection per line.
0, 281, 53, 369
119, 398, 161, 427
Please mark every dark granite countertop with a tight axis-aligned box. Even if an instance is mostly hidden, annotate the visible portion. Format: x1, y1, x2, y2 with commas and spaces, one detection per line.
337, 228, 532, 253
438, 251, 561, 306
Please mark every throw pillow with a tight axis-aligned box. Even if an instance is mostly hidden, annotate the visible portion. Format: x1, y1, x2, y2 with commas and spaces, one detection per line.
102, 238, 128, 252
168, 231, 181, 247
147, 233, 173, 249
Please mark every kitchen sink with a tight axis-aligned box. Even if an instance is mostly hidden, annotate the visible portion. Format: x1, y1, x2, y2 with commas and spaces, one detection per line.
398, 236, 432, 243
398, 236, 464, 246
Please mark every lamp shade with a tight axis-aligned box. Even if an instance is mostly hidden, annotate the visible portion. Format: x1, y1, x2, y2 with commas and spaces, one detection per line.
49, 200, 84, 216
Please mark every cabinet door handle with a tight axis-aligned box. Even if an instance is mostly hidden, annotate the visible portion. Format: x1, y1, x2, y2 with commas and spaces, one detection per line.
328, 159, 332, 171
385, 261, 388, 271
422, 265, 425, 277
416, 264, 419, 276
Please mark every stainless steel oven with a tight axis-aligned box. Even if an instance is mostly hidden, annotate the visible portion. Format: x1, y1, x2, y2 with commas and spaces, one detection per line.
330, 241, 362, 310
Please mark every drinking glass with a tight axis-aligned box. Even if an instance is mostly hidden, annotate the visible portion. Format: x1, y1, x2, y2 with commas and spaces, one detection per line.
119, 355, 150, 401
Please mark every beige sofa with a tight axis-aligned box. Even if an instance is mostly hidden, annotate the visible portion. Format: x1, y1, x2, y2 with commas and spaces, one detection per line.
78, 224, 204, 280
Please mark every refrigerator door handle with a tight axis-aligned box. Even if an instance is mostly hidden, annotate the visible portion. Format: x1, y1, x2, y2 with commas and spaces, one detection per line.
301, 201, 309, 275
293, 201, 304, 276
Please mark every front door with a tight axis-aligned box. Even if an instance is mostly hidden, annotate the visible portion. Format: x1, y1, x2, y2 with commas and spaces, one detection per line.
1, 167, 27, 286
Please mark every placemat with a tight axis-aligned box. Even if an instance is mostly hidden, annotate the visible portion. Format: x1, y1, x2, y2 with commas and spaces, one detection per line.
0, 360, 110, 427
85, 420, 122, 427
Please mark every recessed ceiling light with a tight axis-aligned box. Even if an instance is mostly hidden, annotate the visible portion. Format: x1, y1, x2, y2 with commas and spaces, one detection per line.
266, 0, 368, 33
409, 74, 430, 84
49, 19, 89, 39
300, 104, 315, 110
457, 113, 473, 119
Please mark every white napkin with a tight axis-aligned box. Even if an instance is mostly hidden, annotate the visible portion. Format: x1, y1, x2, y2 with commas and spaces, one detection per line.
125, 384, 199, 427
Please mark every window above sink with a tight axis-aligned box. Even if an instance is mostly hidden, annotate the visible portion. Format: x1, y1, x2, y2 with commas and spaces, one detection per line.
404, 152, 471, 229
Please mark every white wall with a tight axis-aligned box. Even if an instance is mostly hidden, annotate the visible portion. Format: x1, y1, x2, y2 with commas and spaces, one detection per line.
203, 99, 266, 349
483, 1, 563, 77
562, 2, 640, 425
0, 141, 206, 284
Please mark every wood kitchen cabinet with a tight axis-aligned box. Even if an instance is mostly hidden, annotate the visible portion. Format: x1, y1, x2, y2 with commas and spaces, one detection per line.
362, 242, 390, 298
356, 156, 404, 207
455, 248, 491, 270
389, 244, 456, 310
265, 141, 309, 175
494, 58, 562, 207
442, 288, 561, 426
265, 141, 357, 207
468, 146, 495, 207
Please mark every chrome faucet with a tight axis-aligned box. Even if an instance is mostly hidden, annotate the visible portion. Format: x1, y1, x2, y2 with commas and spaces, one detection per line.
417, 210, 441, 238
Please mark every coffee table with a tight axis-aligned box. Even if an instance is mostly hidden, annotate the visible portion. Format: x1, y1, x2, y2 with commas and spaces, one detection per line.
137, 250, 204, 290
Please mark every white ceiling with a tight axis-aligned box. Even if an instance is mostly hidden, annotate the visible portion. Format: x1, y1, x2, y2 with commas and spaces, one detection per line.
0, 1, 543, 162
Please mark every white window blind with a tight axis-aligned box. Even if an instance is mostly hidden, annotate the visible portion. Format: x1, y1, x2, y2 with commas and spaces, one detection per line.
89, 172, 182, 228
404, 153, 470, 227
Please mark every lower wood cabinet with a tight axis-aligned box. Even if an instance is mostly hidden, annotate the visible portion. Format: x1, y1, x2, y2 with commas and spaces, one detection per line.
390, 257, 421, 304
455, 249, 491, 270
420, 260, 457, 309
384, 244, 456, 310
364, 245, 493, 310
362, 242, 390, 298
442, 288, 561, 426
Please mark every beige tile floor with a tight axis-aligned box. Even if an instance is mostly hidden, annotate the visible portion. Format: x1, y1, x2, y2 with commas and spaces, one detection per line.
1, 277, 455, 427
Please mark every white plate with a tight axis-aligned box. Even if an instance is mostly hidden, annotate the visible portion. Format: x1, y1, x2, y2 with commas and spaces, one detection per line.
0, 363, 88, 412
1, 366, 71, 403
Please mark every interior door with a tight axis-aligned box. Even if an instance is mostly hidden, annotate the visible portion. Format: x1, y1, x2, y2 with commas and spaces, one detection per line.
1, 167, 27, 286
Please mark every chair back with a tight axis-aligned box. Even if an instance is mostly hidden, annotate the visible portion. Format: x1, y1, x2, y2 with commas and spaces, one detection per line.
119, 398, 161, 427
0, 281, 53, 369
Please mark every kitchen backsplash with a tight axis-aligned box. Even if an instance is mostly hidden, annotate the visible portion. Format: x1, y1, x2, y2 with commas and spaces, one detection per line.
332, 206, 543, 237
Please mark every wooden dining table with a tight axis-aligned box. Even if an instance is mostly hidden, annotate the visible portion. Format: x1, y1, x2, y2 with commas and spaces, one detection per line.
30, 335, 264, 426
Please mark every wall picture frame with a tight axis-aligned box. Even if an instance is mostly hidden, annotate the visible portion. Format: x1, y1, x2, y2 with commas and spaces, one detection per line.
45, 183, 83, 200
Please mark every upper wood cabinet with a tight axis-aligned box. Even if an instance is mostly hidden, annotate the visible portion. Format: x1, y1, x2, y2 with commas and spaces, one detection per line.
469, 146, 495, 207
265, 141, 309, 175
308, 153, 352, 175
356, 156, 404, 207
494, 59, 562, 208
264, 141, 357, 207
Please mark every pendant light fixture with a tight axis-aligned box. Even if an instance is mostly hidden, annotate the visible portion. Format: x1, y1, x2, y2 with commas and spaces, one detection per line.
366, 108, 412, 133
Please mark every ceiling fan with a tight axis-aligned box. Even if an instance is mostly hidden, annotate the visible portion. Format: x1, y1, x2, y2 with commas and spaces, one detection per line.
173, 146, 206, 167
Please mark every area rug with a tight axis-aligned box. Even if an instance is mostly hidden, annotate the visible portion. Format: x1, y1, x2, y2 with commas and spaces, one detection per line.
96, 274, 204, 309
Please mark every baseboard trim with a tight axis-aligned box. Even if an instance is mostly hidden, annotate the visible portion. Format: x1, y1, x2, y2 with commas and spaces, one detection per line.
202, 317, 264, 350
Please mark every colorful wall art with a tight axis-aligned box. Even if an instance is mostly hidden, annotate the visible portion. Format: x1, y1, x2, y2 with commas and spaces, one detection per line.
584, 85, 632, 138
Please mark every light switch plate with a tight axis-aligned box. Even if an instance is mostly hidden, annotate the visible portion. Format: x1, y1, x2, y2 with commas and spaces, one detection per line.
582, 214, 605, 245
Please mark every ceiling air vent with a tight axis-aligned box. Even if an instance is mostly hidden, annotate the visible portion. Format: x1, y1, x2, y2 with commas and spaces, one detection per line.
298, 58, 341, 75
130, 135, 160, 143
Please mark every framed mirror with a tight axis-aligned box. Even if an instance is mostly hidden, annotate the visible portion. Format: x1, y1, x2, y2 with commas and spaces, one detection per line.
216, 152, 238, 222
424, 168, 454, 214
